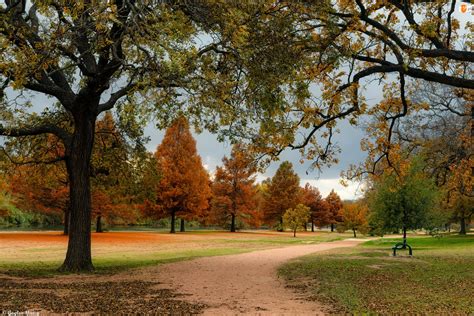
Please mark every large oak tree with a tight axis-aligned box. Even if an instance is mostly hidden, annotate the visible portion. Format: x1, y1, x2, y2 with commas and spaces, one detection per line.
0, 1, 256, 271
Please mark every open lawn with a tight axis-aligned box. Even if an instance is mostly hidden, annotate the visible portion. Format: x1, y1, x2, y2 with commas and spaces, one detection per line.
0, 230, 349, 276
279, 234, 474, 314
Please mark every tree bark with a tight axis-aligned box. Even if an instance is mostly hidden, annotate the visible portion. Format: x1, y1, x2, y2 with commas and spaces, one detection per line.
403, 226, 407, 245
63, 208, 69, 235
293, 228, 296, 237
170, 211, 176, 233
331, 223, 335, 232
230, 214, 236, 232
311, 218, 314, 232
460, 216, 466, 235
96, 215, 103, 233
180, 218, 185, 232
60, 111, 96, 272
353, 228, 356, 238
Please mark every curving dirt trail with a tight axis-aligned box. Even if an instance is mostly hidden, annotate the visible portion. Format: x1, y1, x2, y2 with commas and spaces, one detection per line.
153, 239, 365, 315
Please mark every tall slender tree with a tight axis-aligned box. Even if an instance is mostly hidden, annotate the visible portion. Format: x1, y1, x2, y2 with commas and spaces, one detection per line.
301, 183, 330, 232
263, 161, 301, 231
325, 190, 343, 232
211, 144, 256, 232
154, 117, 210, 234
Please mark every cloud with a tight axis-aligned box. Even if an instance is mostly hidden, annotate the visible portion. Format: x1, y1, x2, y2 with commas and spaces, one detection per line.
301, 178, 364, 201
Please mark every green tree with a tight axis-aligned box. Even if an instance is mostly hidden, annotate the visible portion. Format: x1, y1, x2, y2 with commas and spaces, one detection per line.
283, 204, 310, 237
262, 161, 301, 231
369, 158, 440, 243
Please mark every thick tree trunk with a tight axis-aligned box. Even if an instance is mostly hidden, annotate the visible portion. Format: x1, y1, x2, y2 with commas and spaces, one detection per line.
60, 111, 96, 272
170, 211, 176, 234
63, 208, 69, 235
230, 214, 236, 232
180, 218, 185, 232
96, 215, 103, 233
311, 219, 314, 232
353, 228, 357, 238
293, 228, 296, 237
403, 226, 407, 245
460, 216, 466, 235
331, 223, 335, 232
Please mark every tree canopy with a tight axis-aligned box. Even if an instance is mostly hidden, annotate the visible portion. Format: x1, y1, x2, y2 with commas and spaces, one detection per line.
283, 204, 311, 237
152, 116, 210, 233
368, 157, 440, 238
211, 144, 257, 232
301, 183, 330, 231
262, 161, 301, 231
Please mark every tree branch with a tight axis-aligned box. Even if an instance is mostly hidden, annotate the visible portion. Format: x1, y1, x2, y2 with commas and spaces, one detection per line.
0, 123, 71, 142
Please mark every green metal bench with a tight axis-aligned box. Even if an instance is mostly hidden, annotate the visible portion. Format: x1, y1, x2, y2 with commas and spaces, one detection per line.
392, 241, 412, 256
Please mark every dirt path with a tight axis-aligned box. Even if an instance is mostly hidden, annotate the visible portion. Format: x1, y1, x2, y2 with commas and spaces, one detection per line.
152, 239, 365, 315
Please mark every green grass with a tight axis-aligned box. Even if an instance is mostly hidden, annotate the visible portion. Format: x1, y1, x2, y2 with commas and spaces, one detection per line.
279, 234, 474, 314
220, 233, 347, 245
0, 247, 252, 277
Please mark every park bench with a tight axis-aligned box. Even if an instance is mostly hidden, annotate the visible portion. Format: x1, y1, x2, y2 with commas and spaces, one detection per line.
392, 241, 412, 256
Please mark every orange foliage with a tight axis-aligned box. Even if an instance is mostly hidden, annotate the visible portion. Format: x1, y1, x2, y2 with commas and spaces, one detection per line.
301, 183, 330, 229
153, 117, 211, 232
211, 144, 257, 231
325, 189, 343, 231
262, 161, 301, 230
339, 202, 368, 237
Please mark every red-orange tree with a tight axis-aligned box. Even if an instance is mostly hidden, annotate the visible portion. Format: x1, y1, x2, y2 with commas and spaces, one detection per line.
4, 134, 70, 231
325, 190, 343, 232
154, 117, 210, 233
211, 144, 256, 232
262, 161, 301, 231
339, 201, 368, 238
301, 183, 330, 232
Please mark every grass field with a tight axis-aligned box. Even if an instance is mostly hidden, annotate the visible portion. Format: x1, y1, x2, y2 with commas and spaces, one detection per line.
279, 234, 474, 314
0, 230, 349, 276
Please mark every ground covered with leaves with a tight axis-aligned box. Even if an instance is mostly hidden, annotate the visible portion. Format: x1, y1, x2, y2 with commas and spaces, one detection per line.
0, 277, 205, 314
279, 234, 474, 314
